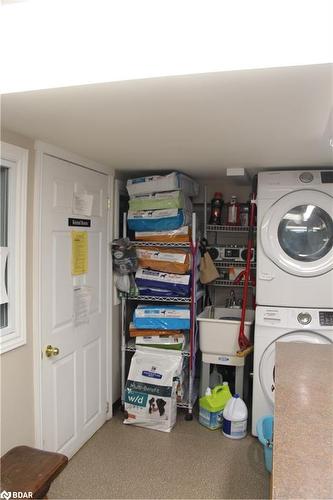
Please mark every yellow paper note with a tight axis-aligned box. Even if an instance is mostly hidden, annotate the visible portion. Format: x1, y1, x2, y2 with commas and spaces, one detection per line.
71, 231, 88, 275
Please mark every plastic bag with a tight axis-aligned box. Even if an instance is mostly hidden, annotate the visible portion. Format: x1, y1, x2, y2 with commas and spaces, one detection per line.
111, 238, 138, 274
199, 239, 219, 284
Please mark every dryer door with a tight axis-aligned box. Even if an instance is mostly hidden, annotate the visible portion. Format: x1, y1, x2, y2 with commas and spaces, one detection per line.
261, 190, 333, 277
259, 331, 331, 408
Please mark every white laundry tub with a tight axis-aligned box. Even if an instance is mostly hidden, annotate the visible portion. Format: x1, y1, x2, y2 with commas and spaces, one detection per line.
198, 306, 255, 356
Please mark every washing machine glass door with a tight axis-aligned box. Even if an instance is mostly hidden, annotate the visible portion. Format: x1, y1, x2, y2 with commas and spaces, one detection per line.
259, 330, 331, 407
261, 190, 333, 276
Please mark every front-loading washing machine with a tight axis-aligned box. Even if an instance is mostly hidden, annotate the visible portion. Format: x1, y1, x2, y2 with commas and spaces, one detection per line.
252, 305, 333, 435
256, 170, 333, 308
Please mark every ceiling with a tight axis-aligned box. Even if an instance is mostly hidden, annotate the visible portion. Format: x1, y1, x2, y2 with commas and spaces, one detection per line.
1, 63, 333, 177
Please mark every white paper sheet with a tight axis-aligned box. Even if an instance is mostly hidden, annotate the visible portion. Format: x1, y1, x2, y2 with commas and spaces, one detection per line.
73, 193, 94, 216
73, 286, 92, 325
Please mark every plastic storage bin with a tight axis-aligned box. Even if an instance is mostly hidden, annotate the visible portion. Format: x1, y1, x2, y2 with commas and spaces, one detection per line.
256, 416, 274, 473
198, 307, 254, 355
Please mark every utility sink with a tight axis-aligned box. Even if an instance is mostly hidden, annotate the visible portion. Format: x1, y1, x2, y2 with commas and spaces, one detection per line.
197, 306, 255, 356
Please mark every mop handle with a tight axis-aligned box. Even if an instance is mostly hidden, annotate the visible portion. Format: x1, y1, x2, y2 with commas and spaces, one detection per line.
238, 194, 256, 346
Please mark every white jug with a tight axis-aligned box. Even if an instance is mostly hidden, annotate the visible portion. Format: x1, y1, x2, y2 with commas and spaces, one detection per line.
222, 394, 248, 439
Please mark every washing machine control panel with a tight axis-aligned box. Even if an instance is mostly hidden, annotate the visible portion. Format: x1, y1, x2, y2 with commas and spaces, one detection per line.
319, 311, 333, 326
297, 312, 312, 325
321, 171, 333, 184
299, 172, 314, 183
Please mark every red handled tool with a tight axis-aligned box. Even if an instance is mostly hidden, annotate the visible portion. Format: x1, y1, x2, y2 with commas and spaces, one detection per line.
238, 193, 256, 351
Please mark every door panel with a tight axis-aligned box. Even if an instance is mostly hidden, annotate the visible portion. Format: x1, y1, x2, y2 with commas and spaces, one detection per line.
40, 154, 108, 457
87, 231, 102, 314
83, 338, 101, 425
54, 353, 77, 450
53, 232, 73, 329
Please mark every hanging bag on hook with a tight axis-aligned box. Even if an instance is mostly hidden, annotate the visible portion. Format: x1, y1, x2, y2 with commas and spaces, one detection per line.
199, 238, 219, 284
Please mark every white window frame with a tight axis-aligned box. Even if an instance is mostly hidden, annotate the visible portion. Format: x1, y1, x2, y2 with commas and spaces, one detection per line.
0, 142, 28, 354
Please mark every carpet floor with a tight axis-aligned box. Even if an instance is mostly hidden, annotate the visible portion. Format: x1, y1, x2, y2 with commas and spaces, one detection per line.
48, 410, 269, 499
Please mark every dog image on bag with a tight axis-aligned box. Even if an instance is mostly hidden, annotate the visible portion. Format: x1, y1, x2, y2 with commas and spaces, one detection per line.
156, 398, 167, 416
124, 347, 182, 432
148, 397, 166, 416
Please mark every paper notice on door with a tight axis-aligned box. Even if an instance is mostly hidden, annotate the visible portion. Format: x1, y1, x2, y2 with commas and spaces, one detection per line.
71, 231, 88, 275
73, 193, 94, 216
73, 286, 92, 325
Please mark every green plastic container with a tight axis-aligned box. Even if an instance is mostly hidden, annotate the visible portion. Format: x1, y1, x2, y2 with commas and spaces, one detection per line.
199, 383, 232, 430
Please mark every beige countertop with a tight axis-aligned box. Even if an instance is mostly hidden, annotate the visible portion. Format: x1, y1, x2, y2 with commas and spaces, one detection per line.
272, 342, 333, 499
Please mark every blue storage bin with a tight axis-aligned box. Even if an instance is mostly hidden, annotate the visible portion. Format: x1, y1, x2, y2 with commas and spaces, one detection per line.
256, 416, 274, 473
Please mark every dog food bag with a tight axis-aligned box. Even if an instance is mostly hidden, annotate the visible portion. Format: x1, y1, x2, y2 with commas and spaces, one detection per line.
136, 247, 190, 274
124, 348, 183, 432
126, 172, 199, 197
129, 323, 182, 338
135, 334, 185, 350
135, 226, 191, 243
128, 208, 191, 232
135, 268, 190, 297
137, 286, 186, 298
129, 191, 186, 211
133, 305, 190, 330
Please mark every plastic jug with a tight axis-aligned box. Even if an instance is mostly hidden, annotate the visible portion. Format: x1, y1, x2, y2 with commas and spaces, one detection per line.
199, 382, 232, 430
209, 365, 223, 387
222, 393, 248, 439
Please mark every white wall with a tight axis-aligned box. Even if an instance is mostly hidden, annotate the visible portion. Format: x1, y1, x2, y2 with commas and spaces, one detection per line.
0, 129, 35, 454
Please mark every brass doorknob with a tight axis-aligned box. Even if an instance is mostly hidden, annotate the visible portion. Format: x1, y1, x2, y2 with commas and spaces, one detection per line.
45, 345, 60, 357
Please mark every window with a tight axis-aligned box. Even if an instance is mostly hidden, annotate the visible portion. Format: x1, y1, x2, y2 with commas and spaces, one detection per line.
0, 142, 28, 354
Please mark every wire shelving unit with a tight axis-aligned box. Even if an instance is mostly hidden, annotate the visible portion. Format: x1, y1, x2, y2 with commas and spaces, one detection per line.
120, 212, 202, 420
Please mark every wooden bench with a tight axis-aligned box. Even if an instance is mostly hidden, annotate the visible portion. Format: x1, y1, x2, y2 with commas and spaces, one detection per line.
0, 446, 68, 499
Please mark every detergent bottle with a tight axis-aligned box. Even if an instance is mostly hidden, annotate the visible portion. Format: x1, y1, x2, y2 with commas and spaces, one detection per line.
222, 394, 248, 439
199, 382, 232, 430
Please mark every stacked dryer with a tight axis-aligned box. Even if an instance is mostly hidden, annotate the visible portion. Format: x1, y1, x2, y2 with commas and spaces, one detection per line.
252, 170, 333, 434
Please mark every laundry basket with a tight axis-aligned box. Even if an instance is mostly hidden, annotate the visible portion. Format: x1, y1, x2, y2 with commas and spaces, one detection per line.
256, 416, 274, 473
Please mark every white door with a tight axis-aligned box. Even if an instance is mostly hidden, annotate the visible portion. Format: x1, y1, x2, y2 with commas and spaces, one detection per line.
261, 190, 333, 277
40, 154, 109, 457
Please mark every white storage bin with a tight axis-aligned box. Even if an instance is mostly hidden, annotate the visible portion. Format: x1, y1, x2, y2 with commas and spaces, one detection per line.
198, 307, 254, 356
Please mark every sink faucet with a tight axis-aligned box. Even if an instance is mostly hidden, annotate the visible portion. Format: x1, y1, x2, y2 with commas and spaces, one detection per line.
225, 290, 241, 308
